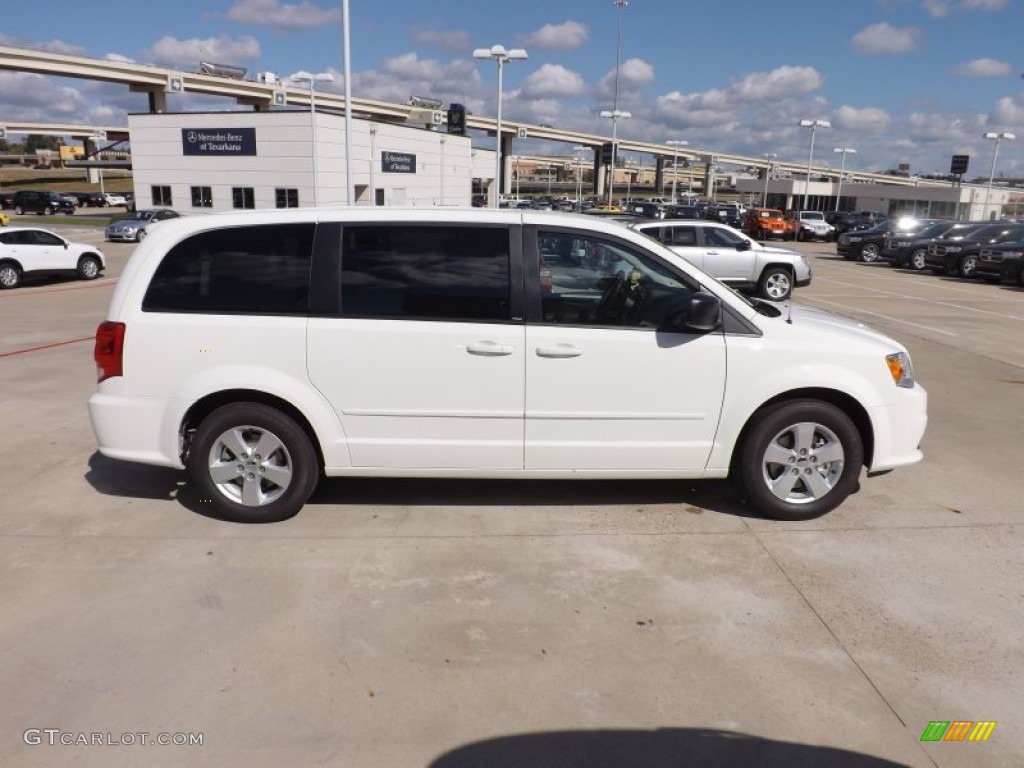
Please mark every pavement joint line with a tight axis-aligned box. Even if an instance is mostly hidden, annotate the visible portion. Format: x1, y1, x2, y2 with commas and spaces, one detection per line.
0, 336, 93, 359
797, 296, 959, 337
813, 277, 1024, 321
742, 521, 943, 767
0, 278, 116, 297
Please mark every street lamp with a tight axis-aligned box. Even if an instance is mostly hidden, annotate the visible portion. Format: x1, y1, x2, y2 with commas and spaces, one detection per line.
983, 131, 1015, 220
88, 135, 106, 196
473, 44, 529, 208
289, 70, 335, 207
666, 140, 688, 203
513, 155, 521, 200
832, 147, 856, 212
798, 118, 831, 210
600, 109, 631, 206
573, 145, 590, 210
762, 152, 777, 207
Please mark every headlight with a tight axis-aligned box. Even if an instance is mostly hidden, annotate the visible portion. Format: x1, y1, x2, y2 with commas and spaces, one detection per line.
885, 352, 914, 388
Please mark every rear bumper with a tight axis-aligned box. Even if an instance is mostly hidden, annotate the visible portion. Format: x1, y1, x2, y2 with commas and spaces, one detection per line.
88, 391, 185, 469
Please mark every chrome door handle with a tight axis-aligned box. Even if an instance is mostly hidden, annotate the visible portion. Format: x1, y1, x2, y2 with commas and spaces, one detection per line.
467, 341, 514, 356
536, 344, 583, 358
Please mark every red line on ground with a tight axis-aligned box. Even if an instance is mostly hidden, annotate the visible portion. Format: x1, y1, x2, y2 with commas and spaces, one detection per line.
0, 336, 93, 359
0, 278, 116, 297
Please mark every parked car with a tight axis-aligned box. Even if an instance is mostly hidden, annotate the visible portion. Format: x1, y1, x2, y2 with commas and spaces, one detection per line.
0, 192, 15, 210
921, 222, 1024, 278
880, 220, 959, 271
0, 211, 8, 227
11, 190, 76, 216
786, 210, 835, 242
828, 211, 887, 237
744, 207, 793, 240
630, 219, 811, 301
105, 209, 181, 242
100, 193, 128, 207
662, 204, 702, 220
838, 218, 939, 262
884, 221, 987, 272
0, 227, 105, 288
627, 201, 665, 219
974, 242, 1024, 285
88, 208, 926, 524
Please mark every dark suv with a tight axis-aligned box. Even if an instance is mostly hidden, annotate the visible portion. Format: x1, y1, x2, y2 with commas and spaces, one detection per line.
837, 219, 940, 262
974, 242, 1024, 285
880, 220, 959, 270
12, 190, 76, 216
922, 222, 1024, 278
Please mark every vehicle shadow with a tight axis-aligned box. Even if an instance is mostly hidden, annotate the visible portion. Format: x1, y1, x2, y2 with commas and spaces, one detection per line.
84, 452, 760, 521
428, 728, 910, 768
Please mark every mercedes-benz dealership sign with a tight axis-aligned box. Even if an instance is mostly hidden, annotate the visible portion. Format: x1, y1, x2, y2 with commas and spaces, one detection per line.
182, 128, 257, 156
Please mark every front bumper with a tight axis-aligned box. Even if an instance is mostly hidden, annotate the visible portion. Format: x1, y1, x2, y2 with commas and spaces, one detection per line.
869, 384, 928, 473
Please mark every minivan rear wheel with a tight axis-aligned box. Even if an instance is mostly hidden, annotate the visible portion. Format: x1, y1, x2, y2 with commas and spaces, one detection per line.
188, 403, 320, 523
737, 400, 863, 520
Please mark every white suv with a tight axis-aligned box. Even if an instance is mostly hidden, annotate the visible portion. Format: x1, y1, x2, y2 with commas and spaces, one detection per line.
789, 210, 836, 242
89, 208, 927, 524
630, 219, 811, 301
0, 227, 105, 289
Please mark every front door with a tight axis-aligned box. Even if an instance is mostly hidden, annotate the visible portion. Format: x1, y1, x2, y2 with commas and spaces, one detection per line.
525, 225, 726, 471
699, 225, 756, 282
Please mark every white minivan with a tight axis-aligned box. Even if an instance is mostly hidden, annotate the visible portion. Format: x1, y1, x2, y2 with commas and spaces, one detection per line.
89, 208, 926, 523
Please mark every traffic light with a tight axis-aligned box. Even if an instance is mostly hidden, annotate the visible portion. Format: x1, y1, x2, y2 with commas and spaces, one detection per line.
447, 103, 466, 136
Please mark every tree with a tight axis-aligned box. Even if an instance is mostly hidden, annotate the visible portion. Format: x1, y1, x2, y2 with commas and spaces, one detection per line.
24, 134, 59, 153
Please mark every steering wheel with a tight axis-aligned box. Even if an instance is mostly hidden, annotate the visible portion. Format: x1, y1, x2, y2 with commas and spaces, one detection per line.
596, 276, 629, 321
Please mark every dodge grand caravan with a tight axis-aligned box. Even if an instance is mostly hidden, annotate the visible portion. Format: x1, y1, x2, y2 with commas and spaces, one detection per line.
89, 208, 927, 524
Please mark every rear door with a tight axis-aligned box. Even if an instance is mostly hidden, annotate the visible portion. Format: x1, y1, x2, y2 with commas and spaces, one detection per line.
306, 222, 526, 470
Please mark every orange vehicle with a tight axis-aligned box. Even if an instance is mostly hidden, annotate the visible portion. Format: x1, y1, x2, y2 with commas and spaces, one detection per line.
745, 207, 793, 240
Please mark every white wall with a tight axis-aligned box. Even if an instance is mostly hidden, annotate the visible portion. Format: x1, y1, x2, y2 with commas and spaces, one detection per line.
128, 110, 475, 213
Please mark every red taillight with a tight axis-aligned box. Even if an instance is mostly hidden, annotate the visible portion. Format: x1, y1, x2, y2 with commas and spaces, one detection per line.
94, 321, 125, 382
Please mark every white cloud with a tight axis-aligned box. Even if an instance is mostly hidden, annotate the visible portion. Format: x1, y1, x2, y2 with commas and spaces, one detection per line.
922, 0, 1005, 16
597, 58, 655, 102
0, 72, 88, 121
952, 58, 1012, 77
906, 111, 981, 142
519, 21, 589, 51
0, 35, 87, 56
142, 35, 261, 69
730, 66, 824, 102
225, 0, 341, 31
960, 0, 1007, 9
851, 23, 921, 54
343, 53, 482, 106
410, 28, 471, 52
833, 105, 892, 133
520, 64, 586, 99
990, 94, 1024, 126
103, 53, 136, 64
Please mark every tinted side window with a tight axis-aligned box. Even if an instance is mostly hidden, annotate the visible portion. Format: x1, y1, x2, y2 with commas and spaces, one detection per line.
702, 226, 744, 247
340, 225, 511, 321
30, 231, 64, 246
143, 224, 315, 314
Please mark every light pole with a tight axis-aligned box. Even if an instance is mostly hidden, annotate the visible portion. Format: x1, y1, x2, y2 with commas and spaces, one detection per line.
473, 44, 529, 208
666, 140, 688, 203
832, 147, 856, 212
513, 155, 521, 200
762, 152, 777, 207
600, 109, 631, 206
88, 135, 106, 196
983, 131, 1015, 220
799, 118, 830, 210
289, 70, 335, 207
573, 145, 589, 210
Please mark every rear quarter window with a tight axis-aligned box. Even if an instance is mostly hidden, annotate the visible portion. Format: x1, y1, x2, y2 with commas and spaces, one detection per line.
142, 223, 315, 314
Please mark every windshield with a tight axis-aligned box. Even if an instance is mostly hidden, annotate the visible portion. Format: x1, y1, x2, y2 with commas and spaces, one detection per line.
802, 212, 825, 221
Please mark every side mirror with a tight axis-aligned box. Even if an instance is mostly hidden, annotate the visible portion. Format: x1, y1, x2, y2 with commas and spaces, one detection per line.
665, 291, 722, 333
63, 242, 69, 249
736, 239, 752, 251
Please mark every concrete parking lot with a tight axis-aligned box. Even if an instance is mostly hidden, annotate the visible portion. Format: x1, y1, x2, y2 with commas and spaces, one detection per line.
0, 225, 1021, 767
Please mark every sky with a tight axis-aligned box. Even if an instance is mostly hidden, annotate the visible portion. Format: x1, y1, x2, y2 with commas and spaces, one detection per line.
1, 0, 1022, 178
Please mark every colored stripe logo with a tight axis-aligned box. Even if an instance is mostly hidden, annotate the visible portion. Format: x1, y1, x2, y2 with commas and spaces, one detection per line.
921, 721, 996, 742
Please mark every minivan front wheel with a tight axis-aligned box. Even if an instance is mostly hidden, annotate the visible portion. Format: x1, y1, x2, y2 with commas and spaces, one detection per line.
737, 400, 863, 520
758, 267, 793, 301
188, 403, 320, 523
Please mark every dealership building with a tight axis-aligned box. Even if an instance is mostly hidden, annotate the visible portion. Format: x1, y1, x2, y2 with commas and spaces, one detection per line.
127, 110, 493, 213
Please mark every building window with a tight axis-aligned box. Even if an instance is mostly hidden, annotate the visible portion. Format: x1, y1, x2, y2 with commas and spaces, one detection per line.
275, 188, 299, 208
232, 187, 255, 209
341, 225, 511, 321
191, 186, 212, 208
151, 185, 172, 206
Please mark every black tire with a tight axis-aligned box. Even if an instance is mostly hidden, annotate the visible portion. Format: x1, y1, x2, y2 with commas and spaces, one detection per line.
757, 267, 793, 301
0, 262, 21, 289
1017, 266, 1024, 287
14, 206, 24, 215
188, 403, 320, 523
43, 205, 52, 216
909, 249, 927, 271
958, 254, 978, 279
736, 399, 863, 521
860, 243, 881, 263
77, 255, 101, 280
